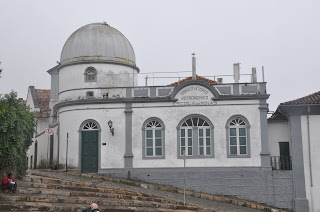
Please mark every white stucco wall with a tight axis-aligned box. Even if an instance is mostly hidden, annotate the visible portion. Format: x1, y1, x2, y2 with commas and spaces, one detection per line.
26, 89, 38, 111
36, 119, 49, 135
268, 121, 290, 156
27, 141, 34, 169
59, 63, 138, 100
132, 102, 262, 168
301, 115, 320, 212
34, 133, 50, 166
57, 97, 263, 170
27, 122, 58, 169
59, 88, 127, 101
58, 103, 126, 169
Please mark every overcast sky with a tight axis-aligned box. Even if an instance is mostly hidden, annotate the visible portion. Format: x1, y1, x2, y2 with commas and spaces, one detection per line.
0, 0, 319, 111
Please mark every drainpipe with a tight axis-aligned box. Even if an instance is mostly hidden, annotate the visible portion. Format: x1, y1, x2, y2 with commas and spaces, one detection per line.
307, 106, 314, 211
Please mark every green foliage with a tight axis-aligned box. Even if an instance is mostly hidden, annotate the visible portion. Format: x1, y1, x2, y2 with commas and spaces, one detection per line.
0, 91, 36, 178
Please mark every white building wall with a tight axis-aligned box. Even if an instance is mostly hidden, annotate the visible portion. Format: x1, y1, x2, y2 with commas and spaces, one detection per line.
131, 102, 262, 168
27, 120, 58, 169
58, 103, 126, 169
34, 133, 50, 166
301, 115, 320, 212
27, 140, 34, 169
59, 63, 138, 101
51, 125, 59, 164
26, 89, 38, 111
268, 121, 290, 156
57, 99, 262, 169
36, 119, 48, 135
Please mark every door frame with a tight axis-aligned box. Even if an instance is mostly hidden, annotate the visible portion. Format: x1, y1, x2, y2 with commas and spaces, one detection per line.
79, 119, 101, 173
279, 141, 290, 156
34, 141, 38, 169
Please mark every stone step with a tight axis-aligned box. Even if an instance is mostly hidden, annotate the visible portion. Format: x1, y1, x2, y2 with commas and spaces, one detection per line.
14, 173, 201, 211
17, 186, 148, 200
1, 191, 198, 211
17, 186, 187, 206
0, 201, 194, 211
19, 175, 179, 201
18, 182, 136, 196
21, 175, 142, 196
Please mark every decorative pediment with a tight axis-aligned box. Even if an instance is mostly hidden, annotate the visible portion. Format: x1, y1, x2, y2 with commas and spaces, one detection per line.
170, 81, 219, 106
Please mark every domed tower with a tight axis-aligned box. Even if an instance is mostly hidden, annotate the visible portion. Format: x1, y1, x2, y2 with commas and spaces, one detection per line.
58, 22, 139, 100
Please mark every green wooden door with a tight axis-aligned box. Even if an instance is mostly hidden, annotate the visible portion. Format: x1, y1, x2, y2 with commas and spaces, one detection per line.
81, 130, 98, 173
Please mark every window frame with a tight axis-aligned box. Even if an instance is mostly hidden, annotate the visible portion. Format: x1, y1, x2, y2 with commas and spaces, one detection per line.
226, 115, 251, 158
84, 67, 97, 82
86, 91, 94, 98
142, 117, 165, 160
177, 114, 214, 159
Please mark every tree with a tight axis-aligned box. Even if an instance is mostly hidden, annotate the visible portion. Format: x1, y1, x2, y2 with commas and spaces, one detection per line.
0, 91, 37, 178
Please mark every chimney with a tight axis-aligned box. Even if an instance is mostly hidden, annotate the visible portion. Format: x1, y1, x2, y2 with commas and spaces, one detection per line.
192, 53, 196, 80
251, 67, 257, 83
233, 63, 240, 83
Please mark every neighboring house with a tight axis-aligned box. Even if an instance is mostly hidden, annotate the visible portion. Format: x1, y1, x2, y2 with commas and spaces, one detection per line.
26, 86, 58, 169
25, 22, 314, 211
268, 92, 320, 212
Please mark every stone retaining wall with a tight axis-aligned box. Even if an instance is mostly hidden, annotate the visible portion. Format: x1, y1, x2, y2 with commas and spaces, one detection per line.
99, 167, 294, 210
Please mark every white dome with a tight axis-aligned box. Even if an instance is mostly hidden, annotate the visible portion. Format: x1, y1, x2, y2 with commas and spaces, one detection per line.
60, 23, 136, 67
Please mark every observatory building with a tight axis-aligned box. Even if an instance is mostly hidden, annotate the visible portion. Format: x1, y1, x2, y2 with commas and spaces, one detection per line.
25, 22, 318, 212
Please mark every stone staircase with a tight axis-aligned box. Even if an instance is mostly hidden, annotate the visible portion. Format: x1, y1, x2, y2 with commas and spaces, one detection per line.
0, 173, 204, 211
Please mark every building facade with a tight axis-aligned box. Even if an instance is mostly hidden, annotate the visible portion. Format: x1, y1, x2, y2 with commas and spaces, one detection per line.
26, 22, 317, 211
268, 92, 320, 212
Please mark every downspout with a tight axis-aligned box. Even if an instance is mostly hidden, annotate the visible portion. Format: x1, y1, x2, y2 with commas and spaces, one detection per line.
307, 106, 314, 212
57, 111, 60, 166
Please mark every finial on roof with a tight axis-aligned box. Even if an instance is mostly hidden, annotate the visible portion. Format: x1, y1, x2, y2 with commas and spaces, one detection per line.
192, 53, 196, 80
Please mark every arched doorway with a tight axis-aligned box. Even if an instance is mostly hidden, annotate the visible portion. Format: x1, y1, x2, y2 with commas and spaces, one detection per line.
80, 120, 100, 173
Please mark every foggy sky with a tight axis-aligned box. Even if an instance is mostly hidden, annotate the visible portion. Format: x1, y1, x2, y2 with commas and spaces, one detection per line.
0, 0, 319, 111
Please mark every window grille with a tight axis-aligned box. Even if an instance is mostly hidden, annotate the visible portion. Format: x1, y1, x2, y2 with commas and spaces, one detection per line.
145, 120, 163, 157
227, 117, 249, 156
84, 67, 97, 82
82, 122, 98, 130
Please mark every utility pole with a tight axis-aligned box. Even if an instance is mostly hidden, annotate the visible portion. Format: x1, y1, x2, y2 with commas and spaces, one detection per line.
66, 133, 69, 172
183, 150, 186, 205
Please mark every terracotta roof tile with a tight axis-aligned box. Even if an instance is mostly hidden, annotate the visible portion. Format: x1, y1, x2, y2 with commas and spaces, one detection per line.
35, 89, 51, 118
168, 75, 217, 86
268, 109, 288, 121
281, 91, 320, 105
269, 91, 320, 121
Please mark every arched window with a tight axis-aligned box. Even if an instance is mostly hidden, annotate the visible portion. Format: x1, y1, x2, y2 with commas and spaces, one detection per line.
82, 122, 98, 130
226, 116, 250, 158
177, 115, 214, 159
84, 67, 97, 82
142, 118, 165, 159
